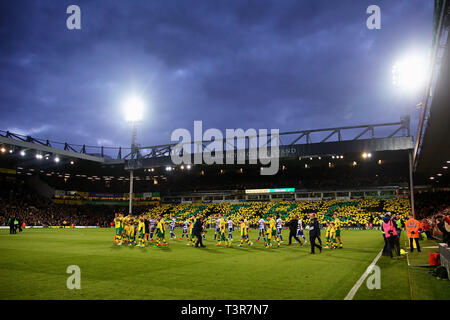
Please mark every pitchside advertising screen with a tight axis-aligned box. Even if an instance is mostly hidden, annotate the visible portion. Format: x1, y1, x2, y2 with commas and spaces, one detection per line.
245, 188, 295, 194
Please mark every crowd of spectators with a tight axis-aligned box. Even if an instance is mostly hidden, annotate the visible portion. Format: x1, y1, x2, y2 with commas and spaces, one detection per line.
415, 191, 450, 218
1, 174, 449, 236
0, 203, 115, 227
142, 198, 412, 229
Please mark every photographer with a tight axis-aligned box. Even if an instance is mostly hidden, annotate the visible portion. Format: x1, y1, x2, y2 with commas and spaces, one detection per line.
382, 215, 401, 258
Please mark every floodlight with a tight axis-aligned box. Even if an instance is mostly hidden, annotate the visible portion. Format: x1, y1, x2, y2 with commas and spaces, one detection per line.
20, 150, 26, 156
392, 53, 429, 92
124, 96, 144, 122
186, 165, 191, 170
54, 157, 60, 163
0, 147, 5, 153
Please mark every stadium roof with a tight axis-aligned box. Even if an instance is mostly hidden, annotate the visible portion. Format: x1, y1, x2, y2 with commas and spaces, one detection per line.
414, 0, 450, 185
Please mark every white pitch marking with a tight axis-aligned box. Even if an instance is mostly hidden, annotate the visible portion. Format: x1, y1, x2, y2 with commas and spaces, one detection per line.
344, 249, 382, 300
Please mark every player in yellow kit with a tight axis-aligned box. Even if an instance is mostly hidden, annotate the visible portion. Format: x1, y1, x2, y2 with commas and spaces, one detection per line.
127, 216, 137, 246
266, 215, 281, 248
324, 222, 332, 248
216, 214, 229, 247
333, 213, 343, 248
329, 223, 337, 249
113, 213, 123, 245
155, 216, 168, 247
244, 217, 250, 237
122, 214, 132, 244
136, 216, 146, 247
187, 215, 197, 246
237, 217, 253, 247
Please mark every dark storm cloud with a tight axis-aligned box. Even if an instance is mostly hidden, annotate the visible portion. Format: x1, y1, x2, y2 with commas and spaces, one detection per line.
0, 0, 433, 149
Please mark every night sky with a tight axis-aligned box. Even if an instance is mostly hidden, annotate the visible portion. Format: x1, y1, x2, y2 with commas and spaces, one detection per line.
0, 1, 433, 152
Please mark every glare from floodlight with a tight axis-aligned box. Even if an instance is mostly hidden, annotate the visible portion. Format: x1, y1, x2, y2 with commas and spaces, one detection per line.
0, 147, 5, 153
186, 165, 191, 170
70, 160, 74, 165
124, 96, 145, 122
54, 157, 60, 163
392, 53, 429, 92
20, 150, 26, 156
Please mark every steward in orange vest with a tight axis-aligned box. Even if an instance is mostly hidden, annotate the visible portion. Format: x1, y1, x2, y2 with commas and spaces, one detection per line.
405, 215, 421, 252
405, 216, 420, 238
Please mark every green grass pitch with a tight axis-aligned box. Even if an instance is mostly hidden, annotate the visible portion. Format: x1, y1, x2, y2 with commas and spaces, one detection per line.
0, 228, 449, 300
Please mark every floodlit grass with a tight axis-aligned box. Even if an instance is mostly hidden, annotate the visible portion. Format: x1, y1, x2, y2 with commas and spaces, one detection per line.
0, 228, 448, 300
354, 236, 450, 300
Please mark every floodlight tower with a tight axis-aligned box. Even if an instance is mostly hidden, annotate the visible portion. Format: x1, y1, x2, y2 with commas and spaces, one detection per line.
392, 53, 429, 218
124, 96, 144, 215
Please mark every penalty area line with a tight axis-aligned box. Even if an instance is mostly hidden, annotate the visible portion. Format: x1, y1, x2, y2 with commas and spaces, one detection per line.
344, 249, 382, 300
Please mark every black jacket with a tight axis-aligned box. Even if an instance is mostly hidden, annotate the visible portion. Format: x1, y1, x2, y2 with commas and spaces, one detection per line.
308, 218, 320, 237
285, 219, 298, 233
193, 219, 203, 236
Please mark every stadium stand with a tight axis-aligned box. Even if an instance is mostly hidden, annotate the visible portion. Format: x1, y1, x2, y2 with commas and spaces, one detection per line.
1, 171, 449, 233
